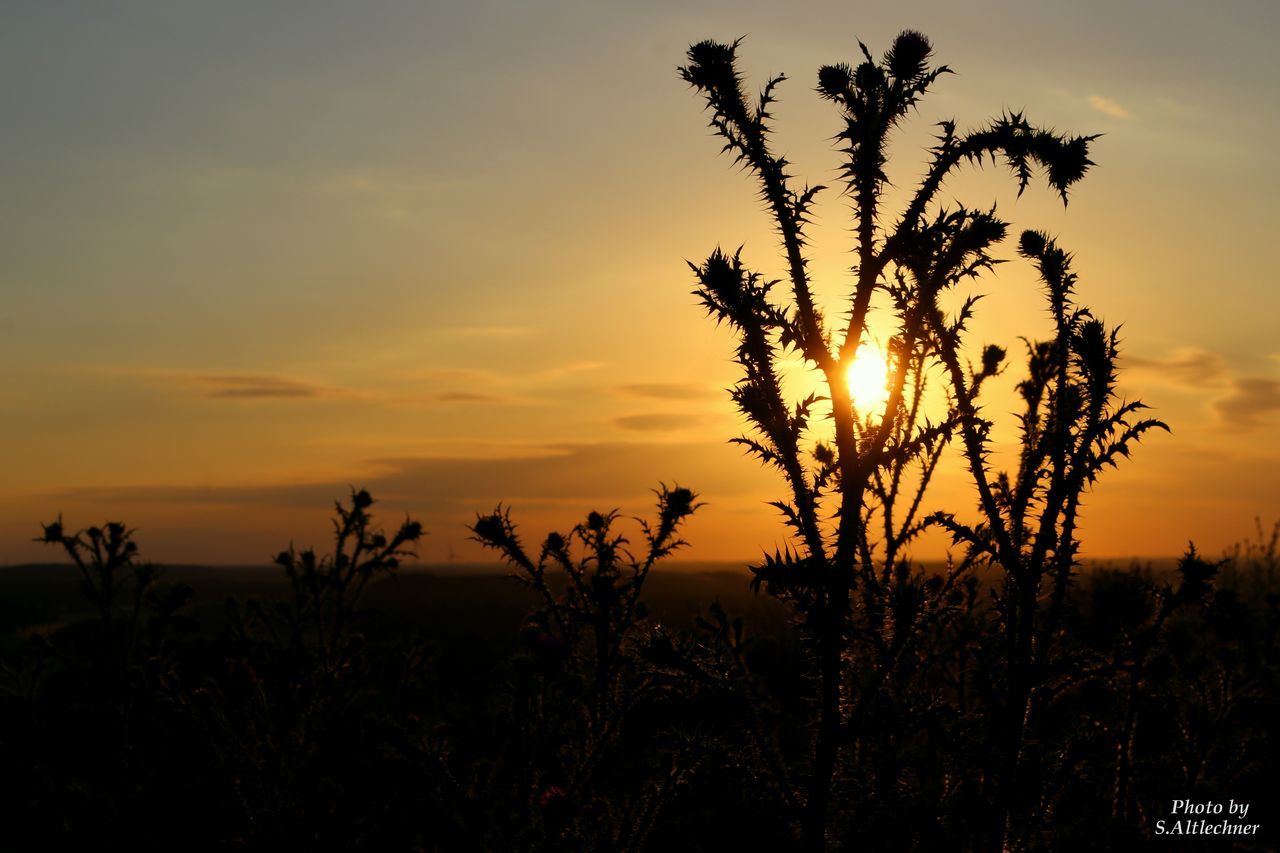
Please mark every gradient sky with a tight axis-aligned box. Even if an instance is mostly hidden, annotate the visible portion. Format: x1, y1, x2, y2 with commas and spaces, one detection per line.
3, 0, 1278, 565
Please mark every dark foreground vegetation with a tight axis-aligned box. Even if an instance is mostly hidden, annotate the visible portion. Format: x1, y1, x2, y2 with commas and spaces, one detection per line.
0, 500, 1277, 852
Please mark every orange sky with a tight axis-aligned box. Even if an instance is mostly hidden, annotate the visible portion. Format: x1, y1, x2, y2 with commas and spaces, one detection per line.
3, 1, 1278, 565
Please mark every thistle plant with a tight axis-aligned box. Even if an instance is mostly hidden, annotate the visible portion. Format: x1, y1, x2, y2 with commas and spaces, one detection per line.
35, 518, 190, 676
464, 485, 700, 851
199, 490, 425, 849
9, 520, 193, 847
259, 488, 423, 665
682, 31, 1164, 851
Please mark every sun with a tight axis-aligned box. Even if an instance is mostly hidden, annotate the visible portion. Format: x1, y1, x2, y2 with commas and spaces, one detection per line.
846, 341, 890, 415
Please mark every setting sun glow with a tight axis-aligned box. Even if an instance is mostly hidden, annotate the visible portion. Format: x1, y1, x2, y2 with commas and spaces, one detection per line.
846, 342, 891, 415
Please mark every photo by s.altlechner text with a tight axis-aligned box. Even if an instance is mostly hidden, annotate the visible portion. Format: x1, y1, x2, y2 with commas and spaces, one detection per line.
1155, 800, 1261, 837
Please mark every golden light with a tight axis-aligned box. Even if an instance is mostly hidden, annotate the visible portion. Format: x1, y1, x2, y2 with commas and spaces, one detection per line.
846, 341, 890, 415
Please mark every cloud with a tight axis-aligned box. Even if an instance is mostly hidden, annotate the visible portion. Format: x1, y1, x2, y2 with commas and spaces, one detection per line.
613, 382, 715, 400
535, 361, 607, 381
176, 371, 508, 406
1126, 349, 1280, 430
87, 366, 339, 400
1087, 95, 1132, 119
38, 443, 784, 563
438, 325, 531, 338
197, 374, 327, 400
50, 442, 770, 513
614, 413, 700, 431
1128, 348, 1227, 389
1214, 378, 1280, 429
432, 391, 502, 403
401, 367, 504, 385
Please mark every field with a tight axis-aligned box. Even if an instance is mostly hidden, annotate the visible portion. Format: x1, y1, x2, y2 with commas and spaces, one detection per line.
2, 548, 1275, 850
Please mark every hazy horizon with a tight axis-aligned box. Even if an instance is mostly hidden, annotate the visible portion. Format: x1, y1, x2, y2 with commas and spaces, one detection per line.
1, 555, 1200, 575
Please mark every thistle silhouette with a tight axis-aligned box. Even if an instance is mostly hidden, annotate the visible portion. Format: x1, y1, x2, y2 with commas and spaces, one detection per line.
682, 31, 1165, 850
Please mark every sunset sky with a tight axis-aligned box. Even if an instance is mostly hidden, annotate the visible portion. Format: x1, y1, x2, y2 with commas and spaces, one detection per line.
3, 1, 1278, 565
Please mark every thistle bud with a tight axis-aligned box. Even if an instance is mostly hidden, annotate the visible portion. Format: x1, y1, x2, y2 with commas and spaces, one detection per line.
663, 486, 696, 521
854, 61, 884, 94
887, 30, 932, 80
1018, 229, 1048, 259
981, 344, 1006, 377
817, 63, 853, 99
682, 40, 742, 101
471, 512, 507, 545
38, 520, 64, 543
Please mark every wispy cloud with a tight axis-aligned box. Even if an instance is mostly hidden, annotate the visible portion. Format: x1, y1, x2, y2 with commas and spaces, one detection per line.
50, 442, 769, 510
439, 325, 532, 338
535, 361, 608, 381
613, 382, 715, 400
614, 413, 700, 432
84, 366, 369, 403
1215, 378, 1280, 429
1128, 347, 1227, 389
431, 391, 503, 403
1127, 349, 1280, 429
400, 367, 504, 385
196, 374, 331, 400
1087, 94, 1132, 119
